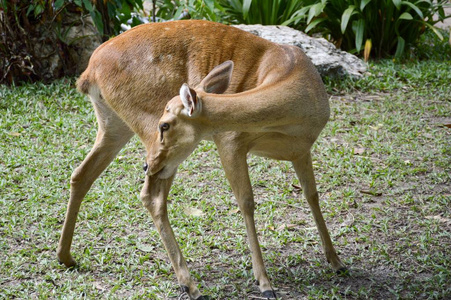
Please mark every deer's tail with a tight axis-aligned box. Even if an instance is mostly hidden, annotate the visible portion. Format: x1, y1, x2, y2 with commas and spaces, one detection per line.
76, 69, 92, 95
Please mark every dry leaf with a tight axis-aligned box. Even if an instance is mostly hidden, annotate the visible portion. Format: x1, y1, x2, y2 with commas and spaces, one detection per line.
93, 281, 105, 291
425, 215, 451, 225
291, 184, 302, 190
183, 207, 204, 217
136, 243, 154, 252
370, 124, 383, 130
364, 39, 372, 62
353, 147, 365, 155
9, 132, 21, 136
228, 208, 240, 215
340, 213, 355, 227
276, 224, 297, 231
360, 190, 382, 196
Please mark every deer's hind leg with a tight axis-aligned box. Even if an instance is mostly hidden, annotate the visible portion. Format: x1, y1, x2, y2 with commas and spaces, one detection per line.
251, 133, 347, 274
57, 95, 134, 267
292, 152, 347, 274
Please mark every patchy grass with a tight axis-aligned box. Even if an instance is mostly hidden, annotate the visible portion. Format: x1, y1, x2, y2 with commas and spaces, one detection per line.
1, 59, 450, 299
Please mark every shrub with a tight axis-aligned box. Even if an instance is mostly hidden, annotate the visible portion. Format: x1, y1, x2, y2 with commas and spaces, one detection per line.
218, 0, 305, 26
151, 0, 304, 25
0, 0, 145, 85
283, 0, 450, 59
151, 0, 224, 22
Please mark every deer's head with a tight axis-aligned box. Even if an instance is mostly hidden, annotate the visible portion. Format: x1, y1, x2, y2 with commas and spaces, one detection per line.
145, 60, 234, 178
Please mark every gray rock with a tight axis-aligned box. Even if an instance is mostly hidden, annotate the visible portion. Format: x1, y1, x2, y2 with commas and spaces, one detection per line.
233, 24, 367, 78
66, 15, 102, 74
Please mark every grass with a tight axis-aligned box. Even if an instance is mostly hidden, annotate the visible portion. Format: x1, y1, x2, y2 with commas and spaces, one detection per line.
1, 57, 450, 299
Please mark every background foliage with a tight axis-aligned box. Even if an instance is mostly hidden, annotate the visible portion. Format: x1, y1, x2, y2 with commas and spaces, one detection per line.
0, 0, 449, 85
218, 0, 304, 25
0, 0, 143, 85
283, 0, 450, 58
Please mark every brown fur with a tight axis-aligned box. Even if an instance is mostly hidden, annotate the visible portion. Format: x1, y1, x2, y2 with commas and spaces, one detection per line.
57, 20, 346, 300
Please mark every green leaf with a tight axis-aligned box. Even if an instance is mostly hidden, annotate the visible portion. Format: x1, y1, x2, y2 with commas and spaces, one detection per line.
305, 18, 325, 33
173, 6, 185, 20
90, 10, 104, 35
341, 5, 356, 34
394, 36, 405, 58
353, 19, 365, 52
134, 0, 144, 10
26, 4, 36, 16
307, 3, 325, 24
183, 206, 205, 217
34, 4, 44, 17
437, 5, 445, 20
281, 7, 310, 26
203, 0, 215, 14
423, 22, 444, 40
360, 0, 372, 11
54, 0, 64, 10
242, 0, 252, 20
83, 0, 94, 12
119, 2, 131, 19
399, 12, 413, 20
136, 243, 154, 252
74, 0, 82, 7
401, 1, 423, 19
392, 0, 401, 10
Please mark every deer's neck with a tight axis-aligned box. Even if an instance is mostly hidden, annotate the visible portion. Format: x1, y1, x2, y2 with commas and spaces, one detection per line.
199, 81, 301, 133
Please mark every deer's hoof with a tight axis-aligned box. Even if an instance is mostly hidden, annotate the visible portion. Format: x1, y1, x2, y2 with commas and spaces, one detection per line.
262, 289, 277, 299
57, 253, 77, 268
179, 285, 209, 300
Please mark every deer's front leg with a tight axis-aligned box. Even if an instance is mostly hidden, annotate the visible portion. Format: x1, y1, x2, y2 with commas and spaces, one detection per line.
215, 135, 276, 299
140, 174, 204, 300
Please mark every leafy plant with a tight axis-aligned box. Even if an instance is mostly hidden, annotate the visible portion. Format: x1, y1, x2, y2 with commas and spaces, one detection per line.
411, 27, 451, 61
151, 0, 224, 22
283, 0, 450, 58
218, 0, 305, 26
0, 0, 71, 84
0, 0, 145, 85
82, 0, 145, 38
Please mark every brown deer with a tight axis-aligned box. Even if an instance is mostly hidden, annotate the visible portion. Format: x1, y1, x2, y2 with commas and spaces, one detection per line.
57, 20, 347, 300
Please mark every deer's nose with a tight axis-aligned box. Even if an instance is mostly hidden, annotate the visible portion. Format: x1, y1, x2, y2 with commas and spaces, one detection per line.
143, 163, 148, 173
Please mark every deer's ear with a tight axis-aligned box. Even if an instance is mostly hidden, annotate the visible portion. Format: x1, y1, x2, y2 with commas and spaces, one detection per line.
199, 60, 234, 94
180, 83, 201, 117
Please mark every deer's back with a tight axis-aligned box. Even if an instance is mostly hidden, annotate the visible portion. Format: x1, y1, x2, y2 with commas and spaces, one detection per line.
76, 20, 327, 140
78, 20, 277, 98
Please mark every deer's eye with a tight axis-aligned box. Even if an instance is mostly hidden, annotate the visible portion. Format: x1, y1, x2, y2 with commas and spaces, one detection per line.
159, 123, 170, 143
159, 123, 170, 132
